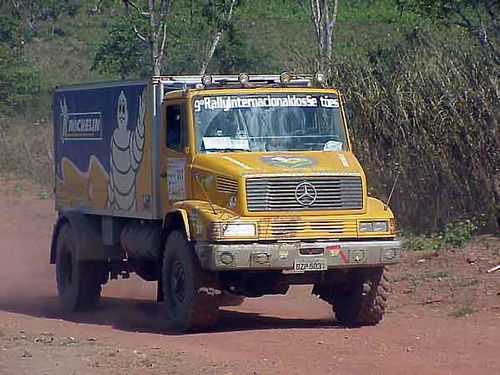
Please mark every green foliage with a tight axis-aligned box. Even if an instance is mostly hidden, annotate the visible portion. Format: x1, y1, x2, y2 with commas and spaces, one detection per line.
212, 24, 273, 73
400, 0, 500, 55
0, 3, 42, 116
442, 220, 478, 247
2, 0, 82, 37
0, 13, 21, 46
201, 0, 239, 29
400, 0, 496, 21
402, 219, 478, 250
92, 16, 149, 78
0, 44, 41, 115
403, 235, 443, 251
97, 0, 274, 76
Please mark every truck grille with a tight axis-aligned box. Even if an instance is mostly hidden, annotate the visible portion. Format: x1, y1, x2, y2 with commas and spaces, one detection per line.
216, 176, 238, 194
258, 218, 358, 239
246, 176, 363, 211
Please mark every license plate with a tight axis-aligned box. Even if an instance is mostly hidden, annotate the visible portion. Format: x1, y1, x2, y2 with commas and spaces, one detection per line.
294, 258, 327, 272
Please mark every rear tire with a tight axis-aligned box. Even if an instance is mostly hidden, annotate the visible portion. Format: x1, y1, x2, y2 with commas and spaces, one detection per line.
317, 267, 390, 327
162, 230, 220, 331
56, 224, 107, 312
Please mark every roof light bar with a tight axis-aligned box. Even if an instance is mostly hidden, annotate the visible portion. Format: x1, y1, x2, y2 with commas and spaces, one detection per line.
314, 72, 326, 86
280, 71, 292, 85
201, 74, 213, 86
238, 73, 250, 85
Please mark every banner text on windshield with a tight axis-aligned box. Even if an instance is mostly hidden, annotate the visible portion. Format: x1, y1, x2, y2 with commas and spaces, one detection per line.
193, 94, 339, 112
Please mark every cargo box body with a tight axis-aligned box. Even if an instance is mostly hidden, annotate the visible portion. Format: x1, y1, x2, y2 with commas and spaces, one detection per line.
53, 80, 161, 219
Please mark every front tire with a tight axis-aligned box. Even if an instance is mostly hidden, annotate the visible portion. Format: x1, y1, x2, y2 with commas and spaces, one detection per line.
317, 267, 390, 327
55, 224, 107, 312
162, 230, 220, 331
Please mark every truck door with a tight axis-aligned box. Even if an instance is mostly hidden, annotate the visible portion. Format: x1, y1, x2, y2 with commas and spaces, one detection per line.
160, 100, 191, 212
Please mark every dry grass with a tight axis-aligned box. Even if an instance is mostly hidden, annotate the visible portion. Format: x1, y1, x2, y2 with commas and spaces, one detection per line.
0, 120, 53, 187
327, 33, 500, 232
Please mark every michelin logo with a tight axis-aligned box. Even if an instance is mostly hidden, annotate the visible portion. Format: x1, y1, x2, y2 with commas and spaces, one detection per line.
60, 98, 102, 141
107, 90, 146, 211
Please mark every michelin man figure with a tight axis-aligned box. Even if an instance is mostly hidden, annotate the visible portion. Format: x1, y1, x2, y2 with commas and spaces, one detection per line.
107, 90, 146, 211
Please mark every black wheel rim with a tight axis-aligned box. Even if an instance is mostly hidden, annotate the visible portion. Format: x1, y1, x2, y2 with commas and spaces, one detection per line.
171, 260, 186, 304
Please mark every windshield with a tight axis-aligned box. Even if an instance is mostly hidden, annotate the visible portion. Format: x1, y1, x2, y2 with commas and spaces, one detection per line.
192, 93, 347, 153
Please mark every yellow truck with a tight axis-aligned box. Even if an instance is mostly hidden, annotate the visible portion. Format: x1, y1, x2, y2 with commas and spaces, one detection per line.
50, 73, 401, 331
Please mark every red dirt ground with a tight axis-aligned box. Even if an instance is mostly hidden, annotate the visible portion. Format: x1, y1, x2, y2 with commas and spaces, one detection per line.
0, 181, 499, 375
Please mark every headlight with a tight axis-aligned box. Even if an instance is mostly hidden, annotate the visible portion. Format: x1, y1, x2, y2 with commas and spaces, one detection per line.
222, 223, 256, 237
359, 222, 373, 232
359, 221, 388, 233
373, 221, 388, 232
210, 222, 256, 239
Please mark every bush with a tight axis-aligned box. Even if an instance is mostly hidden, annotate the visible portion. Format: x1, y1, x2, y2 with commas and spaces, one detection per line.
402, 219, 477, 250
442, 220, 478, 247
0, 44, 41, 115
0, 13, 20, 46
92, 16, 149, 79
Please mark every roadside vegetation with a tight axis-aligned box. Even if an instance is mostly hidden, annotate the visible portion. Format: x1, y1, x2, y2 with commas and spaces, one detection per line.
391, 233, 500, 318
0, 0, 498, 234
402, 219, 479, 251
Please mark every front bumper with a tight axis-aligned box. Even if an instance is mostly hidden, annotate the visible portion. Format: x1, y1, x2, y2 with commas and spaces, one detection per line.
195, 240, 401, 271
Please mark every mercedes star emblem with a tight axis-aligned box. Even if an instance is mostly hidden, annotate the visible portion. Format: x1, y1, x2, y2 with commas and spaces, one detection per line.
294, 182, 317, 206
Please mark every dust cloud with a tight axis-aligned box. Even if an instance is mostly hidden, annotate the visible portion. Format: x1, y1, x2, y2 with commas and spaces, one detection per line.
0, 192, 155, 315
0, 194, 54, 299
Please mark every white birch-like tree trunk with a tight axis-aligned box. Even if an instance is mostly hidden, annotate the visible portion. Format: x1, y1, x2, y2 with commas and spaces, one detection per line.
300, 0, 339, 75
124, 0, 171, 76
200, 0, 238, 75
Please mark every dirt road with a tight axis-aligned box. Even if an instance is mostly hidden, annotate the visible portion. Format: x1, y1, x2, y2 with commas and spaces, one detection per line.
0, 183, 499, 375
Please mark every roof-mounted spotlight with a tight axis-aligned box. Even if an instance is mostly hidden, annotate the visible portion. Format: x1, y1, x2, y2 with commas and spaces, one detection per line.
201, 74, 213, 86
280, 71, 292, 85
314, 72, 326, 86
239, 72, 250, 85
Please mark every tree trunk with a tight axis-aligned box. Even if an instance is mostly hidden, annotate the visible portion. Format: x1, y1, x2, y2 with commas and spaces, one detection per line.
307, 0, 339, 75
475, 0, 489, 49
200, 0, 238, 75
147, 0, 160, 76
200, 30, 223, 75
124, 0, 170, 76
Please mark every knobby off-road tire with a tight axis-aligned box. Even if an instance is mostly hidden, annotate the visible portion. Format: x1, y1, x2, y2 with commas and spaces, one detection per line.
56, 224, 107, 312
162, 230, 220, 331
319, 267, 390, 327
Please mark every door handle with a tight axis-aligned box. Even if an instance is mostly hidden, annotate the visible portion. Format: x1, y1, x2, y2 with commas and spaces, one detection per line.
160, 171, 168, 178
